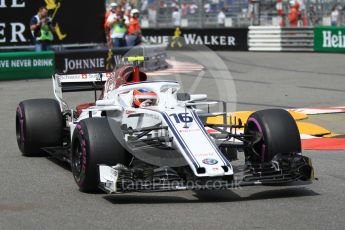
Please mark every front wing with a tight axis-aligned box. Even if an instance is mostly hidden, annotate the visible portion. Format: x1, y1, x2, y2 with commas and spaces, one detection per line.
98, 154, 314, 194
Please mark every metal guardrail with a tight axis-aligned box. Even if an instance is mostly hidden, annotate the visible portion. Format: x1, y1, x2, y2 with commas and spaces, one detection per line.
0, 43, 103, 52
248, 26, 314, 51
0, 44, 169, 81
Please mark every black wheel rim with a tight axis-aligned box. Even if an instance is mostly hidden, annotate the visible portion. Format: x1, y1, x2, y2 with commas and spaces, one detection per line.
246, 118, 266, 162
72, 141, 83, 183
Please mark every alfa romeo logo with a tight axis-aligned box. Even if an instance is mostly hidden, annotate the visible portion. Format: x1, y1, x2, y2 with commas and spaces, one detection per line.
202, 158, 218, 165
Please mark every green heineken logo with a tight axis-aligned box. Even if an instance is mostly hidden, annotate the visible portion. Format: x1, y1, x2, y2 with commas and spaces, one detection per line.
322, 31, 345, 48
314, 26, 345, 52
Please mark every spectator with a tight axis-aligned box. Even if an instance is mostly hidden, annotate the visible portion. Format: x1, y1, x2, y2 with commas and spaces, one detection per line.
124, 6, 132, 19
210, 1, 218, 12
217, 8, 226, 27
107, 5, 129, 48
189, 2, 198, 15
105, 2, 117, 21
296, 0, 306, 26
126, 9, 142, 47
120, 0, 130, 11
181, 2, 188, 18
148, 5, 157, 26
204, 1, 211, 17
30, 6, 54, 52
331, 5, 340, 26
141, 0, 149, 16
171, 0, 178, 8
172, 7, 181, 27
309, 3, 321, 26
288, 0, 299, 27
276, 0, 285, 27
248, 0, 257, 26
104, 2, 117, 48
159, 0, 167, 8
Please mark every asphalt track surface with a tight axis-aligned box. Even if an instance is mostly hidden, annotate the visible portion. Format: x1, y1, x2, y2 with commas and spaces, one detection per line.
1, 52, 345, 230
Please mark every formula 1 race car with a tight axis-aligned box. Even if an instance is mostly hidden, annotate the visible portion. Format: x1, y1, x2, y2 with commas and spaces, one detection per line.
16, 57, 314, 193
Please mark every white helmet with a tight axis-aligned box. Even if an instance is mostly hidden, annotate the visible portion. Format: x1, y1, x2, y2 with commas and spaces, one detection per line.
131, 9, 140, 17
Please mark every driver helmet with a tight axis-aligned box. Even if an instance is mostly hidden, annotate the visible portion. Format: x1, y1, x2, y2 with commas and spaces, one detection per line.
133, 89, 158, 107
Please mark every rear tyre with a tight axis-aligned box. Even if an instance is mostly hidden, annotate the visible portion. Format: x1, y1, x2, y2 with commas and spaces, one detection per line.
16, 99, 63, 156
244, 109, 301, 163
71, 118, 127, 193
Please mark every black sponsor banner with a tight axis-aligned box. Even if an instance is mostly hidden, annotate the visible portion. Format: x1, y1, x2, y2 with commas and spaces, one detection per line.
55, 47, 144, 74
0, 0, 106, 46
142, 28, 248, 51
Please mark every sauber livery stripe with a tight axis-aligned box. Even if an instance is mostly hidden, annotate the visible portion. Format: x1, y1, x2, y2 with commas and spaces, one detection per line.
190, 111, 232, 168
160, 112, 200, 169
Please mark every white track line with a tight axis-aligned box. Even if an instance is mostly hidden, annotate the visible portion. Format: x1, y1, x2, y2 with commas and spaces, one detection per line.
291, 107, 345, 115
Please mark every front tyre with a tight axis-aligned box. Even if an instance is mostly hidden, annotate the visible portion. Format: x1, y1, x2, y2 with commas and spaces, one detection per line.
244, 109, 301, 163
71, 118, 127, 193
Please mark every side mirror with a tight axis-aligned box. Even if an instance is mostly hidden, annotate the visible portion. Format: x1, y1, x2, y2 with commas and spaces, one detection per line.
190, 94, 207, 102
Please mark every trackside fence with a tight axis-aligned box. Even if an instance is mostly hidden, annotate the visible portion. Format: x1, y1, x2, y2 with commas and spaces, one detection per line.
248, 26, 314, 51
0, 45, 168, 81
2, 26, 345, 81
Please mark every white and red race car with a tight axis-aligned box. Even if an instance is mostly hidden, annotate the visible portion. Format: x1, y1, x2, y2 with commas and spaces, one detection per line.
16, 57, 314, 193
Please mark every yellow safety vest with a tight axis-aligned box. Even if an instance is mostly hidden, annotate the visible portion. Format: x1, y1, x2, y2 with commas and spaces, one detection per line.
38, 24, 54, 41
113, 22, 127, 34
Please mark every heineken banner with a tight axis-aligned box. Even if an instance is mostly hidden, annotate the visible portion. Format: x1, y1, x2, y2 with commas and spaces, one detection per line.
142, 28, 248, 51
0, 0, 106, 46
0, 51, 55, 80
314, 26, 345, 52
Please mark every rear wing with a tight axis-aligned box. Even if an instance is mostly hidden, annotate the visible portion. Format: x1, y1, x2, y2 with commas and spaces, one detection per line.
52, 56, 148, 110
52, 72, 114, 111
53, 56, 148, 92
53, 72, 116, 92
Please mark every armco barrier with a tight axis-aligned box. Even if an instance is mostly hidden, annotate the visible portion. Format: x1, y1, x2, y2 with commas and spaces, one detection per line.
142, 28, 248, 51
54, 47, 136, 74
314, 26, 345, 53
248, 26, 314, 51
55, 45, 167, 75
0, 45, 168, 81
0, 51, 55, 81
